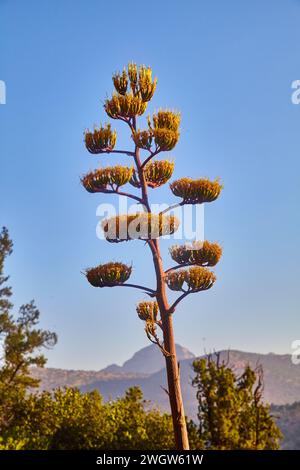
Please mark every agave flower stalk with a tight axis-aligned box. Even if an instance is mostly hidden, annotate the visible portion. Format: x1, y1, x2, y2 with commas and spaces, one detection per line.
82, 63, 223, 450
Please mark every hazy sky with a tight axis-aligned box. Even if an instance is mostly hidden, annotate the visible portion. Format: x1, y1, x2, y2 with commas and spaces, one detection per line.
1, 0, 300, 370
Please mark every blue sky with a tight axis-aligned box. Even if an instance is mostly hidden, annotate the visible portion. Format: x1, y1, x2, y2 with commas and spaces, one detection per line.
1, 0, 300, 369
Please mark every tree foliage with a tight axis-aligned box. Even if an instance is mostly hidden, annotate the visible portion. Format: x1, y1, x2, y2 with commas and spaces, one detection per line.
0, 227, 57, 431
0, 227, 283, 451
2, 386, 177, 450
192, 354, 282, 449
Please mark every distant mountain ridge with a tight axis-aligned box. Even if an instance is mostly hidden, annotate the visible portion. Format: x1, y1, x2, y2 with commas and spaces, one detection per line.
32, 345, 300, 420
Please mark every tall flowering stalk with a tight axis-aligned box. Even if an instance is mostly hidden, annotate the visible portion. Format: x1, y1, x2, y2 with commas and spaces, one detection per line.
82, 64, 223, 450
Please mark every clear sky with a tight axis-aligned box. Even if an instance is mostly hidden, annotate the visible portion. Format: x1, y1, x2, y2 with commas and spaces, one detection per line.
1, 0, 300, 370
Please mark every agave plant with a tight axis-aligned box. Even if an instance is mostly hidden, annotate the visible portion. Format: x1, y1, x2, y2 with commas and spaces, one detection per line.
82, 63, 223, 450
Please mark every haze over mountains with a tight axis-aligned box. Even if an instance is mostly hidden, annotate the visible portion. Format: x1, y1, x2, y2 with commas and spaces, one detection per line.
32, 344, 300, 420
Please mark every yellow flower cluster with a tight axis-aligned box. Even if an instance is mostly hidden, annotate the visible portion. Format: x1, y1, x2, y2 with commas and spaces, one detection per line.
106, 64, 157, 120
102, 213, 180, 242
113, 63, 157, 102
81, 166, 133, 192
132, 110, 180, 152
84, 124, 116, 154
105, 93, 147, 120
152, 128, 180, 152
128, 63, 138, 84
138, 65, 157, 102
113, 69, 128, 95
151, 110, 180, 132
131, 130, 153, 150
86, 262, 132, 287
165, 266, 216, 292
170, 178, 223, 204
169, 241, 222, 267
136, 301, 159, 322
130, 160, 174, 188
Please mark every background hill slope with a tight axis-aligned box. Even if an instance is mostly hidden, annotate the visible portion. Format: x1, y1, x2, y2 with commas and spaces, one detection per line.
32, 345, 300, 420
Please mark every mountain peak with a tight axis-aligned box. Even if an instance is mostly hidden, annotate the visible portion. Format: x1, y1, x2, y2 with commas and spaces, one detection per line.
101, 344, 195, 375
